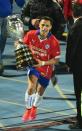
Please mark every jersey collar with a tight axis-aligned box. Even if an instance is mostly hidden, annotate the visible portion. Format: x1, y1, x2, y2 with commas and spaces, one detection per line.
36, 29, 52, 38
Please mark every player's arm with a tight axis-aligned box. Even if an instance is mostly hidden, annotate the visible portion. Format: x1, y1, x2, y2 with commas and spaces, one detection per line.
34, 57, 60, 67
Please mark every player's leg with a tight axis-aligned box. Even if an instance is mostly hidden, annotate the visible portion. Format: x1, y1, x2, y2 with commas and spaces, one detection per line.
22, 74, 38, 122
29, 75, 50, 120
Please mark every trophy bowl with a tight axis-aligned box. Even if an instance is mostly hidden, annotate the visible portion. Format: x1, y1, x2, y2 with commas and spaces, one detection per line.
7, 14, 24, 39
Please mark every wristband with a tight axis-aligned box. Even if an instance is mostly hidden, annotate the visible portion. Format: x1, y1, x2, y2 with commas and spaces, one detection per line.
41, 61, 45, 66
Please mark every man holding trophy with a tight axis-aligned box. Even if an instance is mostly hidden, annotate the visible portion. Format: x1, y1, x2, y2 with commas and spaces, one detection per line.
15, 16, 60, 122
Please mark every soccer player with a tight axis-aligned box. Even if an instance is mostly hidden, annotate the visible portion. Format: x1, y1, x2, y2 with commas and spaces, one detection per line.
22, 16, 61, 122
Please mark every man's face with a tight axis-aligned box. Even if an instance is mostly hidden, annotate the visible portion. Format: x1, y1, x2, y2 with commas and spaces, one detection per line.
39, 19, 52, 37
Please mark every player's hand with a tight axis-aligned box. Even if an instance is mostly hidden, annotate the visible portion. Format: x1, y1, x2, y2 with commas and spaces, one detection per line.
31, 19, 40, 29
14, 40, 23, 49
33, 59, 45, 67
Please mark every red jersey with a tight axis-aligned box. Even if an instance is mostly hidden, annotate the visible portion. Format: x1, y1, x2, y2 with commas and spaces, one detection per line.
23, 30, 60, 79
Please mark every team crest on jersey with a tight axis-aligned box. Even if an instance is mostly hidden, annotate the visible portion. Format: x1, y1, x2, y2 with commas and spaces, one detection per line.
32, 39, 35, 44
45, 44, 50, 49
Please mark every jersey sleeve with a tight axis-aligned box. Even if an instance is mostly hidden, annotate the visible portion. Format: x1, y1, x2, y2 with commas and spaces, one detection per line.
23, 31, 30, 45
51, 39, 61, 59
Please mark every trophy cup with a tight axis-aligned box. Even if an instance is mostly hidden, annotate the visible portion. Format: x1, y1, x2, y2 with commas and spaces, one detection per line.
7, 14, 37, 69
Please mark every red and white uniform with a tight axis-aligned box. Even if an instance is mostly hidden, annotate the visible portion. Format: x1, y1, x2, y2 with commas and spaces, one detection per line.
23, 30, 60, 79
